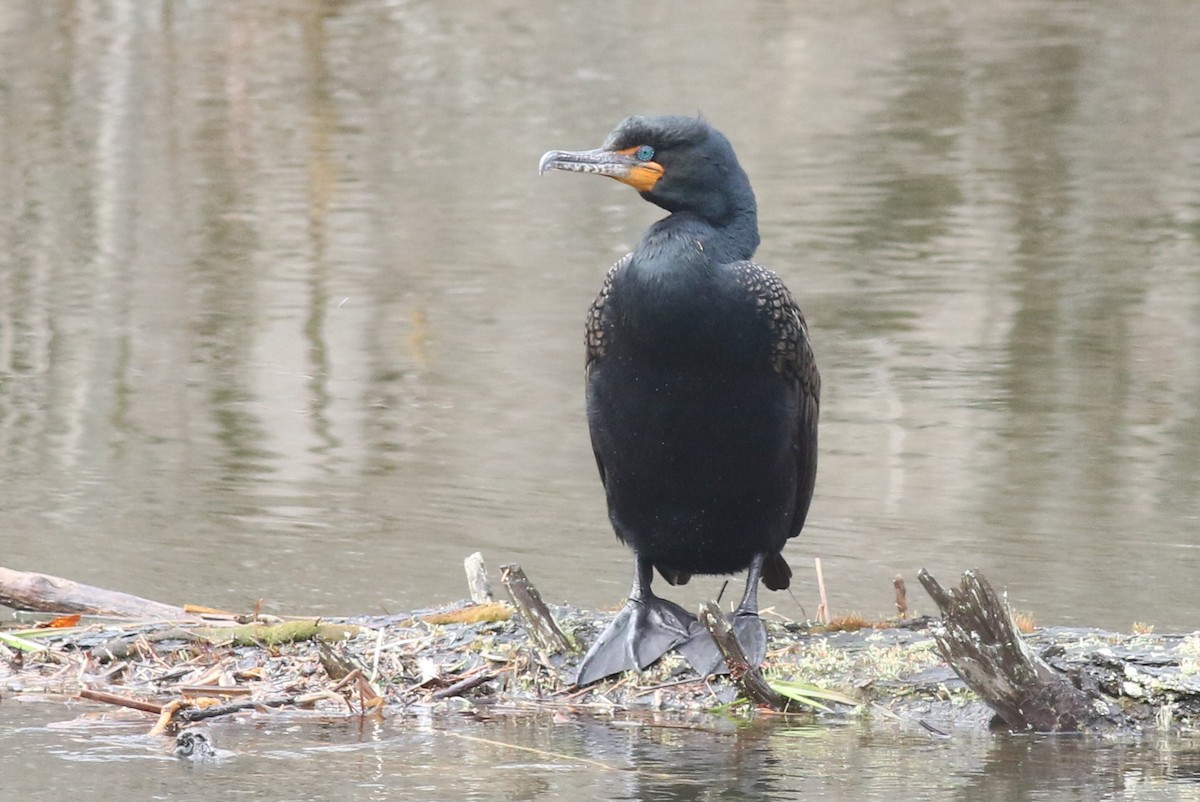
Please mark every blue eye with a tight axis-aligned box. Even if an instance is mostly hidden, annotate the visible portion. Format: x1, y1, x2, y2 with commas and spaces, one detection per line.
635, 145, 655, 161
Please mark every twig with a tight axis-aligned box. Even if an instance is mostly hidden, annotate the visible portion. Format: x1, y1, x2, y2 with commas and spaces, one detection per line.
78, 687, 164, 715
430, 670, 495, 701
149, 699, 191, 737
329, 668, 364, 693
814, 558, 829, 624
178, 695, 299, 723
369, 628, 384, 684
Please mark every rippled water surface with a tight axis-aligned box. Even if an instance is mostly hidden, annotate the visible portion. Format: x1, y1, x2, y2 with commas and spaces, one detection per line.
3, 703, 1199, 801
2, 0, 1200, 797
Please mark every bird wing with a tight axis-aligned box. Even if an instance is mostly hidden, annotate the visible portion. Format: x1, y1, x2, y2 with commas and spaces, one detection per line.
730, 261, 821, 540
585, 253, 631, 378
584, 253, 633, 487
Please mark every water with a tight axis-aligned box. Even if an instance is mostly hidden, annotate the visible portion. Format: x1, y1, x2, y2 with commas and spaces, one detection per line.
2, 0, 1200, 797
2, 703, 1198, 801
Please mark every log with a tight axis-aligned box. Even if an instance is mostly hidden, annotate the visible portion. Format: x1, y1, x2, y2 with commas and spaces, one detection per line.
917, 568, 1123, 732
0, 566, 190, 619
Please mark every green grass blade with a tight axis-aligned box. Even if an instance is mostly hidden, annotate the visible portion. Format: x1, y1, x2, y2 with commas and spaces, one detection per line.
0, 631, 49, 652
768, 679, 860, 712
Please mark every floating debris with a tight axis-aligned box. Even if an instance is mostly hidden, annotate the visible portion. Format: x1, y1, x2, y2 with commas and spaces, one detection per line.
0, 563, 1196, 740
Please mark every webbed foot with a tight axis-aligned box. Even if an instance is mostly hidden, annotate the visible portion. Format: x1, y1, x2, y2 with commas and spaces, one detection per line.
574, 595, 696, 687
679, 610, 768, 677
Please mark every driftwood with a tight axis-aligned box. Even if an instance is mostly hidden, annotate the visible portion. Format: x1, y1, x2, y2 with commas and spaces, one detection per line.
0, 566, 190, 619
500, 563, 574, 654
463, 552, 495, 604
918, 568, 1123, 732
697, 601, 786, 710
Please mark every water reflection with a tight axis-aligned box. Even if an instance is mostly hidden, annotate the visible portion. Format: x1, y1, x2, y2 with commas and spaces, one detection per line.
5, 704, 1200, 801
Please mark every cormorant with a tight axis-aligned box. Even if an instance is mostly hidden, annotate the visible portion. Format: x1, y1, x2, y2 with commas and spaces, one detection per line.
539, 115, 820, 686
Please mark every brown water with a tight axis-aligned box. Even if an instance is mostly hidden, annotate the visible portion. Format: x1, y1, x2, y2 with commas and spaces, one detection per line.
2, 0, 1200, 797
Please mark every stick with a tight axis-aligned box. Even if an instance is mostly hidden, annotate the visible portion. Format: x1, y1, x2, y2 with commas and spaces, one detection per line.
464, 552, 495, 604
814, 558, 829, 624
78, 687, 164, 714
499, 564, 574, 654
697, 602, 786, 711
0, 566, 190, 619
430, 671, 495, 701
178, 695, 298, 723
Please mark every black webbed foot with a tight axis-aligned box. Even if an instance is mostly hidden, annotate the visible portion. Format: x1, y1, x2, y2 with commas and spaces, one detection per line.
574, 595, 696, 687
678, 610, 768, 677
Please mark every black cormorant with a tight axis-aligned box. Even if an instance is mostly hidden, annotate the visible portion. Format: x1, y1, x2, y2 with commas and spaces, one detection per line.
539, 115, 820, 686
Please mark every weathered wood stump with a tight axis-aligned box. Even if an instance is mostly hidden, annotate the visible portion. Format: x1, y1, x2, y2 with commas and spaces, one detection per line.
918, 568, 1124, 732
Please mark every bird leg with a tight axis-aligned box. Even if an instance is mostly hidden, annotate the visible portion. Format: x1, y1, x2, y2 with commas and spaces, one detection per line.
729, 551, 769, 666
681, 552, 771, 677
574, 555, 696, 687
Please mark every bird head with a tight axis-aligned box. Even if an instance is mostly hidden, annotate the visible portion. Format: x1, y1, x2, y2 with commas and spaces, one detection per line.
539, 115, 756, 228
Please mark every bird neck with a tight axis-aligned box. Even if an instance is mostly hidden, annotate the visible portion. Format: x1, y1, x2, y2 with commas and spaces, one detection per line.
637, 205, 760, 268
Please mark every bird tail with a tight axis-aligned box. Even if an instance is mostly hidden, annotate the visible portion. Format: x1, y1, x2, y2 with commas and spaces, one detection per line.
762, 552, 791, 591
657, 565, 693, 586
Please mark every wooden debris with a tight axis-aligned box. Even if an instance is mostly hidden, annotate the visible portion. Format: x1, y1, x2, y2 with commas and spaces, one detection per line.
500, 564, 574, 654
814, 558, 829, 624
149, 699, 191, 737
464, 552, 495, 604
319, 641, 362, 680
2, 561, 1196, 736
697, 602, 786, 711
893, 575, 908, 618
79, 687, 164, 714
0, 566, 191, 619
430, 669, 495, 701
917, 568, 1123, 732
177, 695, 303, 724
329, 668, 383, 713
